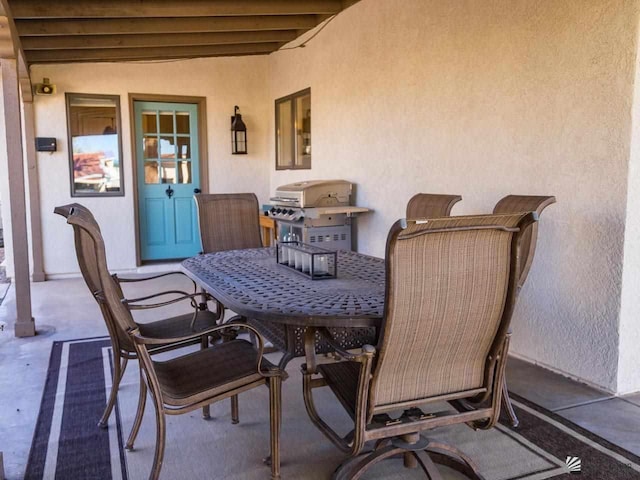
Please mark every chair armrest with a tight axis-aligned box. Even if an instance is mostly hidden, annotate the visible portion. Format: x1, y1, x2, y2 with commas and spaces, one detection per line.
114, 271, 190, 284
124, 291, 213, 310
304, 326, 375, 375
129, 323, 282, 378
114, 271, 197, 294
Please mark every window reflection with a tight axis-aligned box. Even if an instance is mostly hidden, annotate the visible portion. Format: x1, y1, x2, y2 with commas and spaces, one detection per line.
66, 93, 123, 196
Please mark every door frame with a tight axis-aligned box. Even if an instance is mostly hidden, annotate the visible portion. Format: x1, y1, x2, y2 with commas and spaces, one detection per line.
128, 93, 209, 266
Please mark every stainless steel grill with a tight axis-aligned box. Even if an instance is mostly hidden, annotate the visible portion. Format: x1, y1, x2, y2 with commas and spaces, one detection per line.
268, 180, 369, 251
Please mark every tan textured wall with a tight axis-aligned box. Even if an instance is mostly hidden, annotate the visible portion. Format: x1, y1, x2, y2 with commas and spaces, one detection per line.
619, 8, 640, 395
269, 0, 639, 391
31, 56, 271, 275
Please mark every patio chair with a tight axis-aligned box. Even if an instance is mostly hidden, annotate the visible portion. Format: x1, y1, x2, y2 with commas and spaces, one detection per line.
405, 193, 462, 219
302, 212, 537, 479
54, 203, 221, 449
493, 195, 556, 427
193, 192, 263, 320
63, 204, 283, 480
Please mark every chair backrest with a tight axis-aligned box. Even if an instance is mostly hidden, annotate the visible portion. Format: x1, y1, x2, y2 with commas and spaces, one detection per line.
406, 193, 462, 219
368, 213, 536, 414
493, 195, 556, 288
55, 204, 136, 348
194, 193, 263, 253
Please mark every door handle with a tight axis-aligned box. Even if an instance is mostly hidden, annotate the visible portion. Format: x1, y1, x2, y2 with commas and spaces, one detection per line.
165, 185, 174, 198
194, 188, 201, 194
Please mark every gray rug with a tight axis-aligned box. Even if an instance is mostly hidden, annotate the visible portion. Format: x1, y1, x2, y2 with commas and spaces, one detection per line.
26, 338, 640, 479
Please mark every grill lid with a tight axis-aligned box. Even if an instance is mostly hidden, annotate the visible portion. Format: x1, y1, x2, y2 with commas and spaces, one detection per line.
270, 179, 352, 208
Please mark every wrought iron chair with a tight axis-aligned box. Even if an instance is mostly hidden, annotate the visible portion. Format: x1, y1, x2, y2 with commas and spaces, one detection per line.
64, 204, 284, 480
302, 213, 537, 479
406, 193, 462, 219
493, 194, 556, 427
54, 203, 221, 449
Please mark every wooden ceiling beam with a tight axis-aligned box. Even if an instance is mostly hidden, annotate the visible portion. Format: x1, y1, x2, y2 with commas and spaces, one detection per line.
16, 16, 319, 36
21, 30, 298, 50
11, 0, 343, 19
25, 42, 282, 63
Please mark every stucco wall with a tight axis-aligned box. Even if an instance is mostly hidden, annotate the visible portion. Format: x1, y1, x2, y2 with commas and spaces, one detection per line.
619, 14, 640, 395
268, 0, 639, 391
31, 56, 271, 275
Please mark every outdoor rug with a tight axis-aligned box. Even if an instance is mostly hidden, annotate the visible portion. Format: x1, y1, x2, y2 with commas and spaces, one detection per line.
25, 337, 640, 479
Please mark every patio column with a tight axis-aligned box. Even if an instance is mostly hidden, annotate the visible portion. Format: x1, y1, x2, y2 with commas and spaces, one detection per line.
23, 100, 45, 282
1, 58, 35, 337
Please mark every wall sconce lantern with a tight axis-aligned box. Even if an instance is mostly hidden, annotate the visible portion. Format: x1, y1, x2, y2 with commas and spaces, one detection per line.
230, 105, 247, 155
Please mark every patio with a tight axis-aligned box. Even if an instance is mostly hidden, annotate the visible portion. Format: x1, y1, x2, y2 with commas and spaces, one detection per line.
1, 0, 640, 478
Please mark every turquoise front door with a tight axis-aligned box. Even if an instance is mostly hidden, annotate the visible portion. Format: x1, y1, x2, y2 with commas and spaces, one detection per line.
134, 101, 201, 261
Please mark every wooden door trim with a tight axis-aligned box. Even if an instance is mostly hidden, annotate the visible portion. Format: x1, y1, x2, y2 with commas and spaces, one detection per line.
128, 93, 209, 266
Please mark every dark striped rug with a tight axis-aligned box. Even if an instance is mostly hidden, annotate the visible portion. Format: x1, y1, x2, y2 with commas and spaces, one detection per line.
24, 338, 640, 480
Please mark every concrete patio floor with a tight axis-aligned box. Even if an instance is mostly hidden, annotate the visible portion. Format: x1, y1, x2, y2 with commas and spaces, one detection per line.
1, 273, 640, 479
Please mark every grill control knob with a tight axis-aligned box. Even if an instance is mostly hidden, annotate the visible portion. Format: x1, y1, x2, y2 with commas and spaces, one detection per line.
287, 209, 295, 215
269, 207, 277, 214
276, 208, 282, 214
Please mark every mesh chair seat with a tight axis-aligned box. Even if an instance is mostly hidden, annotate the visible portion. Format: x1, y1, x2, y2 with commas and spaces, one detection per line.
317, 361, 361, 419
138, 310, 219, 342
154, 339, 276, 407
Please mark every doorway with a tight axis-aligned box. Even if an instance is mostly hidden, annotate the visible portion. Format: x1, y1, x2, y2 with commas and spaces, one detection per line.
131, 96, 208, 263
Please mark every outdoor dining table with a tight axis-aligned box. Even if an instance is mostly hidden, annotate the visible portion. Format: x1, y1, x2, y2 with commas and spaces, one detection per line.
180, 247, 386, 369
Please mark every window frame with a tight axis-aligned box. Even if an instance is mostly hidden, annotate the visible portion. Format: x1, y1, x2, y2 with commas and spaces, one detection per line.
65, 92, 125, 197
275, 87, 311, 170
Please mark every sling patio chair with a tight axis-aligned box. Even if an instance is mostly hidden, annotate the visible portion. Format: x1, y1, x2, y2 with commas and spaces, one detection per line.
493, 194, 556, 427
64, 204, 284, 480
405, 193, 462, 219
54, 203, 221, 449
302, 212, 537, 479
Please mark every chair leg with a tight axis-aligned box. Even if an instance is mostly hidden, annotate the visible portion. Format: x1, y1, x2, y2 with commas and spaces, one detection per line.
268, 376, 282, 480
126, 369, 147, 450
98, 356, 128, 428
502, 377, 520, 427
424, 441, 485, 480
231, 395, 239, 424
332, 444, 408, 480
201, 336, 211, 420
148, 389, 167, 480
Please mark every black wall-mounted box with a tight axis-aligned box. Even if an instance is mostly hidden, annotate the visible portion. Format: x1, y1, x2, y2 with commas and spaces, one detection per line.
35, 137, 56, 152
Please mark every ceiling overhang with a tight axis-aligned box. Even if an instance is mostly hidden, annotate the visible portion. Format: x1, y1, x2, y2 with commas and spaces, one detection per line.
6, 0, 361, 65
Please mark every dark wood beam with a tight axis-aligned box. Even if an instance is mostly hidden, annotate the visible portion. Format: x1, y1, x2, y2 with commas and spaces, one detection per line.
11, 0, 343, 18
16, 16, 319, 36
25, 42, 282, 63
21, 30, 298, 50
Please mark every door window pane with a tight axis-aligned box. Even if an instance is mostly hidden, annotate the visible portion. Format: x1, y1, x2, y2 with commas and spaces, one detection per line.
176, 112, 190, 134
176, 137, 191, 159
144, 161, 159, 184
159, 136, 176, 158
161, 160, 176, 183
143, 137, 158, 159
142, 112, 157, 134
159, 112, 174, 134
178, 161, 192, 184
